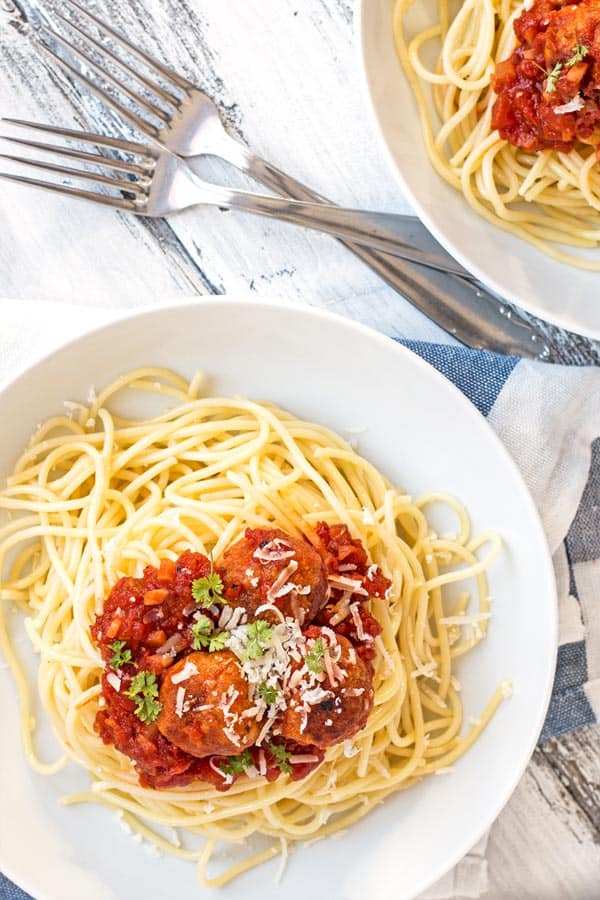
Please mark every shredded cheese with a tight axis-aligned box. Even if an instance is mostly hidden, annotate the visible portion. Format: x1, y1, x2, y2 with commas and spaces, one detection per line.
175, 686, 186, 718
171, 660, 199, 685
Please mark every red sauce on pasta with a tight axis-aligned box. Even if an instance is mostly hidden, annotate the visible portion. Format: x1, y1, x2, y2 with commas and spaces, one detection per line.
492, 0, 600, 151
91, 525, 390, 790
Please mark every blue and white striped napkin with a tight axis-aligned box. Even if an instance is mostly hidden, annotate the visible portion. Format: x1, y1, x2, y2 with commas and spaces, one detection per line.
403, 340, 600, 743
1, 301, 599, 900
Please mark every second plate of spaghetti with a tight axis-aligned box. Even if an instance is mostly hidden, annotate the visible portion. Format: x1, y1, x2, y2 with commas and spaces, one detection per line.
0, 299, 556, 900
359, 0, 600, 339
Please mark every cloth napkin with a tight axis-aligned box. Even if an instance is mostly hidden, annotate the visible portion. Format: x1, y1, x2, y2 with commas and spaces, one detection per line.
1, 300, 599, 900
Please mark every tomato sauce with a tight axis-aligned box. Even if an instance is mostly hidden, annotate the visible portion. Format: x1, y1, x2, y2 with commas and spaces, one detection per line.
315, 522, 389, 663
492, 0, 600, 151
91, 526, 390, 791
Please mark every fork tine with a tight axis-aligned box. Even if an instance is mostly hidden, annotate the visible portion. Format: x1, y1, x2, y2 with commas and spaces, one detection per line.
1, 117, 155, 156
0, 151, 148, 194
38, 37, 161, 139
0, 135, 152, 176
64, 0, 194, 93
43, 24, 169, 126
0, 171, 138, 211
54, 8, 181, 108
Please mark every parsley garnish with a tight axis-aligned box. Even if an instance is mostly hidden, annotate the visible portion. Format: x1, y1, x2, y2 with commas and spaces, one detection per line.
259, 682, 278, 704
192, 570, 225, 608
566, 43, 589, 67
243, 620, 274, 660
544, 44, 589, 93
220, 750, 252, 776
305, 637, 326, 674
268, 742, 292, 774
208, 631, 228, 652
109, 639, 132, 670
545, 61, 562, 93
191, 615, 228, 652
191, 614, 212, 649
125, 671, 162, 723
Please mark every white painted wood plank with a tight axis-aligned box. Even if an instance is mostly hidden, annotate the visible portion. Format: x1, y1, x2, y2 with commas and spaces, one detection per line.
486, 732, 600, 899
0, 0, 445, 339
0, 17, 210, 304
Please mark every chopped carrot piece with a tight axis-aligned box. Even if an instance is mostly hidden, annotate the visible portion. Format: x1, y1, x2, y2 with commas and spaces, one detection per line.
157, 558, 176, 583
146, 629, 167, 648
106, 618, 122, 639
144, 588, 169, 606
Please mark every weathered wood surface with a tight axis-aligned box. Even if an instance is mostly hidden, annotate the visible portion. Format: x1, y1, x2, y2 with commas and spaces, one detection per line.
1, 2, 599, 898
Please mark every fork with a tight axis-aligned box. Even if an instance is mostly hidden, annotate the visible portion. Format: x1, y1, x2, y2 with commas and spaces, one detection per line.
39, 0, 468, 281
0, 119, 511, 276
30, 0, 552, 357
0, 118, 550, 358
31, 2, 475, 281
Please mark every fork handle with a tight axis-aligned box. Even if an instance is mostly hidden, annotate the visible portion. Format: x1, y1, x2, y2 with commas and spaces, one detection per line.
209, 182, 477, 280
190, 142, 551, 359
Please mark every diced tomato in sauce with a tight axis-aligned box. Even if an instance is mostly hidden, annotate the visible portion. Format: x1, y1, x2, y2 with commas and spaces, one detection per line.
92, 527, 384, 791
492, 0, 600, 151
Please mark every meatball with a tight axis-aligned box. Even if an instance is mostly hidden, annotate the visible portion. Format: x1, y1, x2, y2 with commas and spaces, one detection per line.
279, 628, 374, 748
157, 651, 260, 757
216, 528, 328, 625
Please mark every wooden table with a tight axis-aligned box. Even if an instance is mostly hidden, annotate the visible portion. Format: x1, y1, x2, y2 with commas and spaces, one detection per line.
1, 1, 599, 897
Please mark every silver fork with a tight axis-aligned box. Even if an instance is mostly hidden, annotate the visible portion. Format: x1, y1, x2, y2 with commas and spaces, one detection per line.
32, 0, 552, 357
36, 2, 469, 281
0, 119, 518, 275
0, 119, 554, 360
41, 1, 465, 273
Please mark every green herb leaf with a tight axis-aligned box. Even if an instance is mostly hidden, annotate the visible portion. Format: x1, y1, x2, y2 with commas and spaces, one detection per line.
305, 636, 326, 674
208, 631, 228, 653
192, 571, 225, 608
243, 620, 274, 660
220, 749, 253, 776
109, 639, 132, 670
191, 614, 213, 650
259, 682, 278, 705
268, 742, 292, 774
566, 43, 589, 67
546, 61, 562, 93
125, 671, 162, 723
191, 615, 228, 652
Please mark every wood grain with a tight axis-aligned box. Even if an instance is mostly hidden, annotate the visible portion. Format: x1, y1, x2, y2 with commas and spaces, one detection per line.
540, 729, 600, 840
1, 2, 600, 897
486, 726, 600, 900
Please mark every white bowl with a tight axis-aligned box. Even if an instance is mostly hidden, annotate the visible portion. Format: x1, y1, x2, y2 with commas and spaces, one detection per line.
357, 0, 600, 340
0, 299, 556, 900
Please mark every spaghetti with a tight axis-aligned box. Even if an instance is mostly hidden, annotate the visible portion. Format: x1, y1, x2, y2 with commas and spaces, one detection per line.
394, 0, 600, 269
0, 367, 506, 887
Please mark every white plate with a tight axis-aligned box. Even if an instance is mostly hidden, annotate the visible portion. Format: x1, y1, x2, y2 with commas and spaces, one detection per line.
0, 299, 556, 900
358, 0, 600, 340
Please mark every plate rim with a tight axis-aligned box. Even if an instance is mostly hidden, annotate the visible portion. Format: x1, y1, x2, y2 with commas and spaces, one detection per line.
355, 0, 600, 341
0, 296, 558, 900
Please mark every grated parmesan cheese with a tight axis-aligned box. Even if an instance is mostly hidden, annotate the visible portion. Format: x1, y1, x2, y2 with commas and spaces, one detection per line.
328, 574, 368, 596
253, 539, 295, 563
106, 672, 121, 692
171, 660, 199, 684
266, 560, 299, 602
555, 94, 585, 114
361, 507, 375, 525
175, 686, 186, 718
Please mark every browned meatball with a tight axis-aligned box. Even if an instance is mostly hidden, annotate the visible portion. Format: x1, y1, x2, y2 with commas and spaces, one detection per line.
278, 628, 374, 748
216, 527, 328, 625
157, 651, 260, 757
